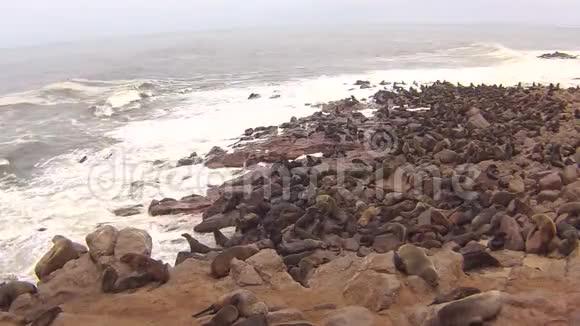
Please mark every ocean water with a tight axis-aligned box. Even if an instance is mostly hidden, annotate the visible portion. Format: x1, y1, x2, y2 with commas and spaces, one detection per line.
1, 24, 580, 281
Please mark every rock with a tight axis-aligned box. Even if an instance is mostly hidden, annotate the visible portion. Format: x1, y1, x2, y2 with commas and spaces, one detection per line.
372, 234, 401, 253
176, 156, 202, 167
435, 149, 458, 164
357, 247, 372, 257
149, 195, 212, 216
508, 176, 525, 194
491, 191, 516, 207
342, 270, 401, 312
354, 80, 371, 86
230, 258, 264, 287
267, 309, 306, 324
499, 216, 525, 251
35, 237, 79, 280
321, 306, 376, 326
342, 238, 360, 252
562, 180, 580, 201
0, 312, 25, 325
309, 255, 362, 289
112, 205, 143, 217
246, 249, 296, 288
113, 228, 152, 259
539, 172, 563, 191
85, 226, 118, 261
248, 93, 261, 100
562, 165, 578, 185
37, 254, 100, 294
360, 252, 397, 274
538, 51, 578, 59
537, 190, 560, 202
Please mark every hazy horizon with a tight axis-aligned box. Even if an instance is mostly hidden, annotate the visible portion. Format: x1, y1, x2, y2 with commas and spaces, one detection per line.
2, 0, 580, 48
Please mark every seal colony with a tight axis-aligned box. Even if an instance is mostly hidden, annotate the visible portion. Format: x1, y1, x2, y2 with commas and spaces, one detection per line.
1, 82, 579, 325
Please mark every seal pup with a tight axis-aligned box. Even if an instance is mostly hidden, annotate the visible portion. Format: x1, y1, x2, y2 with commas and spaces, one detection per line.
428, 290, 503, 326
30, 306, 63, 326
182, 233, 219, 253
394, 244, 439, 287
211, 245, 260, 278
203, 305, 239, 326
0, 281, 37, 311
430, 287, 481, 305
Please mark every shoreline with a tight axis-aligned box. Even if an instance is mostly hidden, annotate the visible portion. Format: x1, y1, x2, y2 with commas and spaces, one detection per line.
1, 81, 580, 325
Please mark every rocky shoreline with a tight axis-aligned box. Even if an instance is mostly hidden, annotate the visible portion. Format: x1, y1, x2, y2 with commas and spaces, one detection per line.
1, 82, 580, 326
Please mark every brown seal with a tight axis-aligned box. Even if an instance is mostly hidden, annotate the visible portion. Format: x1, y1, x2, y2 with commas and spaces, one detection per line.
182, 233, 218, 253
211, 245, 260, 278
203, 305, 239, 326
193, 289, 267, 319
119, 253, 170, 284
428, 290, 503, 326
394, 244, 439, 287
430, 287, 482, 305
526, 214, 557, 255
0, 281, 37, 311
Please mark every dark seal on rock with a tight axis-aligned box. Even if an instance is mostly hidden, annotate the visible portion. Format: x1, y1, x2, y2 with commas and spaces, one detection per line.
211, 245, 260, 278
428, 291, 503, 326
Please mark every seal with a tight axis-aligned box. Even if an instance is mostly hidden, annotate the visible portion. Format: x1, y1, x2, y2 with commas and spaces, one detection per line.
182, 233, 218, 253
462, 250, 500, 271
119, 253, 170, 284
428, 290, 503, 326
358, 206, 379, 226
557, 222, 579, 256
214, 230, 230, 248
557, 202, 580, 216
211, 245, 260, 278
193, 289, 267, 319
231, 314, 268, 326
0, 281, 37, 311
394, 244, 439, 287
30, 306, 63, 326
526, 214, 557, 254
203, 305, 239, 326
430, 287, 481, 305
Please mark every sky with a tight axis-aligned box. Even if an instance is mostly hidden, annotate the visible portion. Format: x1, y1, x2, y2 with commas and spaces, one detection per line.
1, 0, 580, 47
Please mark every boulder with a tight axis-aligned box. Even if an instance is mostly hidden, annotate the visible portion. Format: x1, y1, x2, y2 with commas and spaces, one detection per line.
248, 93, 261, 100
148, 195, 212, 216
113, 228, 152, 259
35, 237, 79, 280
322, 306, 377, 326
537, 190, 560, 202
246, 249, 297, 289
562, 181, 580, 201
230, 258, 264, 287
562, 165, 578, 185
538, 51, 578, 59
342, 270, 401, 312
112, 205, 143, 217
85, 226, 118, 261
435, 149, 458, 164
359, 252, 397, 274
499, 216, 525, 251
539, 173, 563, 191
508, 176, 525, 194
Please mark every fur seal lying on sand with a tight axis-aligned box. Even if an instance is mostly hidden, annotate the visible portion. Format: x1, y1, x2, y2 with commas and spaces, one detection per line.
462, 250, 501, 271
102, 254, 169, 293
193, 289, 268, 319
428, 290, 503, 326
0, 281, 37, 311
431, 287, 482, 305
202, 305, 239, 326
394, 244, 439, 287
526, 214, 557, 255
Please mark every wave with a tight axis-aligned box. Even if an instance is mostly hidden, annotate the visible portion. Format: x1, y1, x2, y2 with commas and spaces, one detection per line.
0, 79, 159, 109
0, 158, 9, 166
